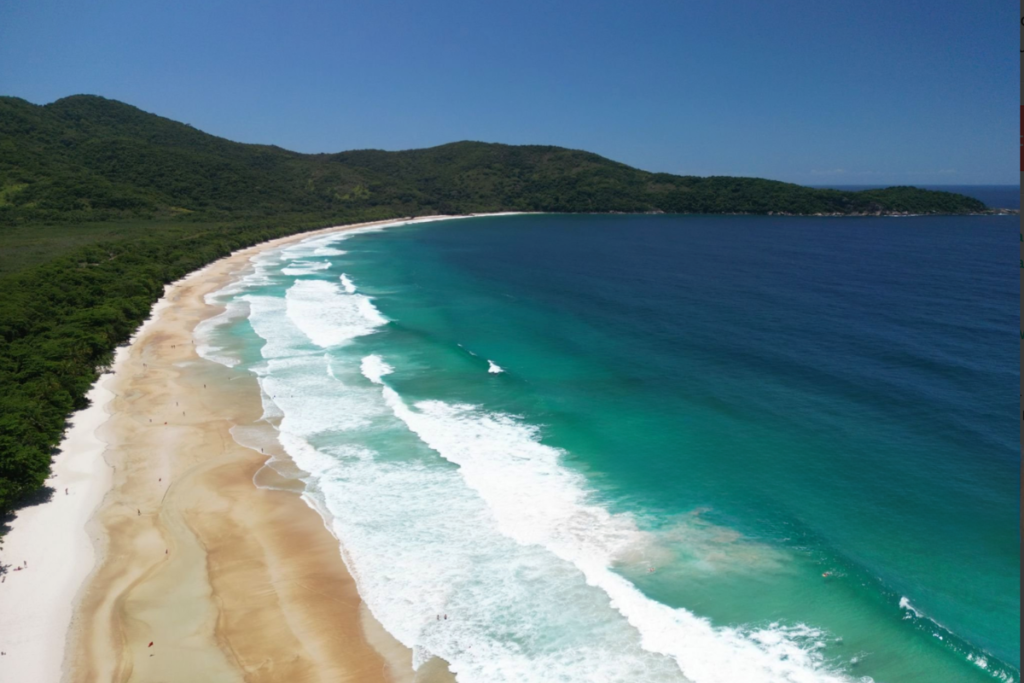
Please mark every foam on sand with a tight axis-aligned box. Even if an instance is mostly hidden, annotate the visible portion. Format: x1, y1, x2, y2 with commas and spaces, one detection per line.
193, 299, 250, 367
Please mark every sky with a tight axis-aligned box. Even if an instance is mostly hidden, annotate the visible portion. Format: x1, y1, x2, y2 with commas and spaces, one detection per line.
0, 0, 1018, 184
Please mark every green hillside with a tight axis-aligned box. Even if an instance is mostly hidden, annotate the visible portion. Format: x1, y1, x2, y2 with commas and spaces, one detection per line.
0, 95, 993, 517
0, 94, 988, 225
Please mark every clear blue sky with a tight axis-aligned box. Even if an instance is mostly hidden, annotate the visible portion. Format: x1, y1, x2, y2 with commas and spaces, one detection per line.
1, 0, 1018, 184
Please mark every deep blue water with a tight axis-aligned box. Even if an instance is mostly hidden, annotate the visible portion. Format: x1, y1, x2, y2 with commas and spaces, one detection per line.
199, 212, 1019, 683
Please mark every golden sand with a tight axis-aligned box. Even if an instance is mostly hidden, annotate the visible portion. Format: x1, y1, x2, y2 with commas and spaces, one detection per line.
63, 220, 460, 683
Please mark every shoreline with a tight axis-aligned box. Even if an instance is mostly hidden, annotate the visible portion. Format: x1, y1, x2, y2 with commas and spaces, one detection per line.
0, 274, 188, 682
0, 214, 487, 683
0, 351, 117, 682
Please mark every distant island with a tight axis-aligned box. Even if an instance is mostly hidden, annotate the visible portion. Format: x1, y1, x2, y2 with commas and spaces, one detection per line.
0, 94, 1002, 226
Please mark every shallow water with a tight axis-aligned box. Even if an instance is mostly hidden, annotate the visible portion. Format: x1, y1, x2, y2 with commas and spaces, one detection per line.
196, 214, 1019, 683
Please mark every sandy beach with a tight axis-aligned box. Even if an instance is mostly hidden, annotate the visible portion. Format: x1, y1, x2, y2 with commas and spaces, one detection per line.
0, 216, 468, 683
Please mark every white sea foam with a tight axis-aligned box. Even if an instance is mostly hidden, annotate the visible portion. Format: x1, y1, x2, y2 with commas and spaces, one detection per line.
279, 215, 472, 266
968, 654, 989, 670
899, 597, 922, 618
229, 423, 281, 456
273, 427, 686, 683
280, 236, 340, 260
363, 361, 853, 683
250, 349, 687, 679
263, 357, 385, 436
194, 299, 250, 367
256, 382, 284, 421
282, 259, 332, 276
285, 279, 387, 348
201, 251, 281, 307
487, 360, 504, 374
245, 294, 317, 359
360, 355, 393, 384
221, 229, 856, 683
340, 274, 357, 294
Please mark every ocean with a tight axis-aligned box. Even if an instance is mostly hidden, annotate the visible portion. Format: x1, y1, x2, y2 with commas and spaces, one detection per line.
196, 208, 1019, 683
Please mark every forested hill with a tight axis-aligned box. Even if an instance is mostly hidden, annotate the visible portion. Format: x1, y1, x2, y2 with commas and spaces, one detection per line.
0, 94, 989, 222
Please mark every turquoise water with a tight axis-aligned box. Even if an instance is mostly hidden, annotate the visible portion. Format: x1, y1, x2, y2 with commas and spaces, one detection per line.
197, 213, 1019, 683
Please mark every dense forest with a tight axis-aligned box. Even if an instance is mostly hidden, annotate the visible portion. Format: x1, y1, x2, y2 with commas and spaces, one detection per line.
0, 94, 991, 223
0, 94, 997, 515
0, 220, 306, 511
